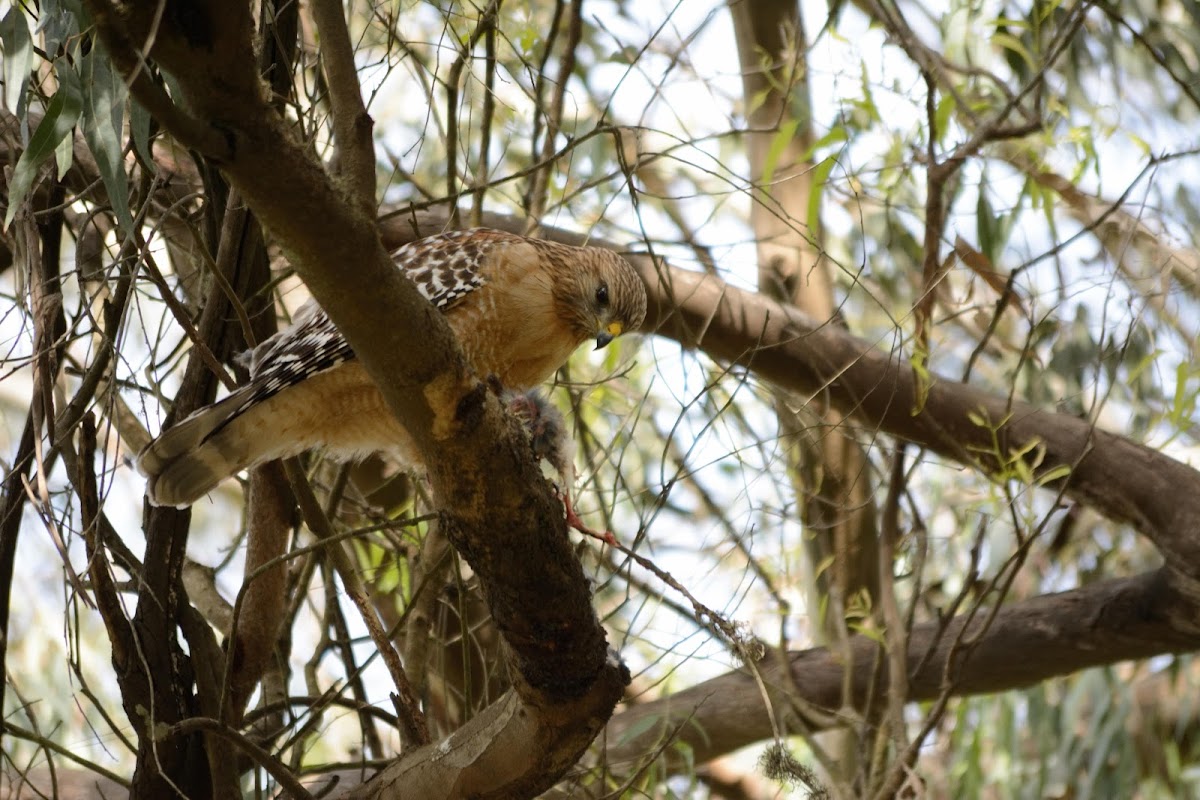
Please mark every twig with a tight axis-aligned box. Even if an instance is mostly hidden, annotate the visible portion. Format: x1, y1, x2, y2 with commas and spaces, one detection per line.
525, 0, 584, 227
165, 717, 314, 800
3, 721, 132, 790
402, 520, 452, 705
283, 460, 431, 748
445, 0, 502, 230
138, 246, 238, 392
471, 8, 499, 227
867, 446, 911, 800
310, 0, 376, 212
612, 538, 743, 650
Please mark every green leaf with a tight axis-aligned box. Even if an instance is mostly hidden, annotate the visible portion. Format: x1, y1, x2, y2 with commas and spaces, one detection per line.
805, 155, 836, 237
130, 97, 154, 169
55, 128, 74, 177
759, 117, 799, 189
518, 26, 537, 54
991, 31, 1036, 73
0, 5, 33, 114
5, 61, 83, 229
976, 179, 997, 260
1125, 131, 1151, 157
802, 123, 848, 161
851, 623, 886, 645
935, 93, 956, 145
613, 712, 664, 746
746, 86, 772, 118
909, 342, 931, 414
1169, 361, 1193, 427
1036, 464, 1072, 486
80, 41, 135, 231
38, 0, 82, 59
857, 61, 880, 124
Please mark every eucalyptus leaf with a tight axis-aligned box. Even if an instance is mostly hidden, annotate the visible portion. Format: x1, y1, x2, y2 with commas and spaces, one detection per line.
0, 5, 33, 115
34, 0, 79, 60
55, 126, 74, 178
759, 118, 798, 189
806, 155, 836, 237
81, 41, 135, 231
130, 98, 154, 169
4, 60, 83, 229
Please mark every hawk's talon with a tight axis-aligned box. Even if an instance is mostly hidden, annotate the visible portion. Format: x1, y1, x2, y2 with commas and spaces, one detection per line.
561, 485, 617, 546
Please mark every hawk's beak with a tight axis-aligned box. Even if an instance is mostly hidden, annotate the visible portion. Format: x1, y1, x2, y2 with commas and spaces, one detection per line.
595, 321, 623, 350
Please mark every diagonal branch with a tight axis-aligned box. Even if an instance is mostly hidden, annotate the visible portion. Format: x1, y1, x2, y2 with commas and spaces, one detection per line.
604, 569, 1198, 767
383, 208, 1200, 579
632, 261, 1200, 575
310, 0, 376, 212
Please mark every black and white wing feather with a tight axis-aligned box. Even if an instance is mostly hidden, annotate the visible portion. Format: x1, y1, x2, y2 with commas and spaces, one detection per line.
136, 228, 513, 507
228, 227, 510, 416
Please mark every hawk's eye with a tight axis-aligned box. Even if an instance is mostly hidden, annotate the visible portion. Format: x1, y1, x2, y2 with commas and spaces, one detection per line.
596, 283, 610, 307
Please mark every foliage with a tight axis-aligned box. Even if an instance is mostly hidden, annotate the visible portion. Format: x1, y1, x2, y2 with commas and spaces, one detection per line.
2, 0, 1200, 797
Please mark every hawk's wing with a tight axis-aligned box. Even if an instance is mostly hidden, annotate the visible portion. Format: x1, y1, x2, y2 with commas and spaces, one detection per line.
224, 228, 519, 429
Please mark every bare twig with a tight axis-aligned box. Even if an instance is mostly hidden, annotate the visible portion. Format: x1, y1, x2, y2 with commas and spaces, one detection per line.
525, 0, 584, 227
165, 717, 315, 800
310, 0, 376, 212
867, 446, 912, 799
3, 721, 132, 791
283, 460, 431, 748
445, 0, 502, 230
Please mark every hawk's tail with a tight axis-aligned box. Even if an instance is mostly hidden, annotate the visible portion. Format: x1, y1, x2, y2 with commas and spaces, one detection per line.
137, 362, 406, 508
137, 390, 261, 508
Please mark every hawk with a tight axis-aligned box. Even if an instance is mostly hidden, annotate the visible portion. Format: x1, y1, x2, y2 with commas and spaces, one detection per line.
137, 228, 647, 519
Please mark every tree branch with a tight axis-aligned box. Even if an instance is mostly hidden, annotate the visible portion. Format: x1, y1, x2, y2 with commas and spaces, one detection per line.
633, 259, 1200, 578
383, 209, 1200, 584
604, 569, 1199, 767
310, 0, 376, 212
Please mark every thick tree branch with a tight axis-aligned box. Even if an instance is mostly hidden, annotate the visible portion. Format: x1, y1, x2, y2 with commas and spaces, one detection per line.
341, 680, 628, 800
228, 568, 1200, 794
604, 569, 1199, 767
383, 210, 1200, 588
632, 261, 1200, 579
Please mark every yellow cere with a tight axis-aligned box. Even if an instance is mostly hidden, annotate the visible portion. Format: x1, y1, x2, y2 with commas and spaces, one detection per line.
606, 321, 624, 337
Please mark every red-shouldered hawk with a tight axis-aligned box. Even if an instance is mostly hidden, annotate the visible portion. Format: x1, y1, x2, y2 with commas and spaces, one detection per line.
137, 228, 647, 512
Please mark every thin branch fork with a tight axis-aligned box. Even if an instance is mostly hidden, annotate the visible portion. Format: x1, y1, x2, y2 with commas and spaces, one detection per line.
310, 0, 376, 213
